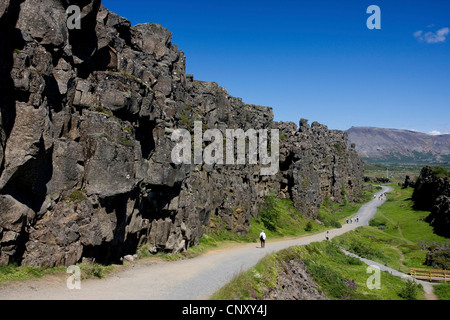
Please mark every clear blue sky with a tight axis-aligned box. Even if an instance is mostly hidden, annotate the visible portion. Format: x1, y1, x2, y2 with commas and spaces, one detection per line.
103, 0, 450, 134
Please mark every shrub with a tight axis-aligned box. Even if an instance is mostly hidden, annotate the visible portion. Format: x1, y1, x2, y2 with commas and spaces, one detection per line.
341, 187, 348, 206
369, 218, 388, 230
259, 194, 280, 231
434, 282, 450, 300
305, 221, 313, 232
303, 259, 350, 299
348, 238, 384, 261
432, 166, 450, 178
80, 264, 112, 280
317, 211, 342, 228
398, 279, 422, 300
68, 189, 86, 202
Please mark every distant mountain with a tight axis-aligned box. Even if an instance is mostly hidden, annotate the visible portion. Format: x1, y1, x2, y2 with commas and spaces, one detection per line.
347, 127, 450, 165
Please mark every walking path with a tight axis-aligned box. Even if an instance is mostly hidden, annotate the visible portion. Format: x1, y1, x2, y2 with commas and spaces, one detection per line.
0, 186, 392, 300
342, 249, 438, 300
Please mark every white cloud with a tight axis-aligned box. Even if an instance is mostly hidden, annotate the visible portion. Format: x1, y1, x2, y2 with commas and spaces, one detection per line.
414, 27, 449, 44
429, 130, 450, 136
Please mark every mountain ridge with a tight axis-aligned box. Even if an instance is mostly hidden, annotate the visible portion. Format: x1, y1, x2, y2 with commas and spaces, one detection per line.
347, 126, 450, 165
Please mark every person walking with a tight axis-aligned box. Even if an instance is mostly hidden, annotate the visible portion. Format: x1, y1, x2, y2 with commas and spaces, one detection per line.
259, 230, 266, 248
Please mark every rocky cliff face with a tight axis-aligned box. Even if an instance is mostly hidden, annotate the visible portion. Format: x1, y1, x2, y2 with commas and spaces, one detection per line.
412, 166, 450, 237
0, 0, 364, 267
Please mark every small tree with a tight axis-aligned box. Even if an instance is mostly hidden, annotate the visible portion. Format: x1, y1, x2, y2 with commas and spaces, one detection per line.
341, 187, 348, 206
259, 194, 279, 231
305, 221, 313, 232
398, 279, 422, 300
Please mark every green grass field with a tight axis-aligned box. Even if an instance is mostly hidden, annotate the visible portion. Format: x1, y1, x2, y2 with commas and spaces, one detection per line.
335, 184, 449, 274
364, 163, 450, 184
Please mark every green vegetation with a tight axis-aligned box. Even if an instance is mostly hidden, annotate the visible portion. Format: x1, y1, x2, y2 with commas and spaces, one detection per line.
431, 166, 450, 178
143, 196, 331, 262
434, 282, 450, 300
317, 187, 380, 228
334, 143, 345, 155
211, 183, 450, 300
120, 137, 133, 147
211, 241, 423, 300
364, 151, 448, 167
180, 108, 193, 130
13, 48, 21, 54
78, 263, 114, 280
0, 263, 66, 282
0, 185, 380, 287
95, 106, 116, 119
258, 194, 280, 231
210, 252, 279, 300
334, 184, 448, 273
154, 188, 380, 260
247, 197, 326, 240
0, 262, 114, 283
68, 189, 87, 202
137, 190, 382, 263
364, 163, 450, 184
398, 279, 424, 300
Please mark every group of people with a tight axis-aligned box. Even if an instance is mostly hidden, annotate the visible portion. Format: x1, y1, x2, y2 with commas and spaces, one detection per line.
258, 209, 364, 247
346, 216, 359, 224
374, 193, 387, 201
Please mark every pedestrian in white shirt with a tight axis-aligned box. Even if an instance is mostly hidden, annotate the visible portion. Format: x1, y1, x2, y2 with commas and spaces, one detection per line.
259, 230, 266, 248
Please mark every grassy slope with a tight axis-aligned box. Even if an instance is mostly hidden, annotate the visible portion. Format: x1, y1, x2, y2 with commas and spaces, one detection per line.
335, 183, 450, 300
335, 184, 449, 273
0, 262, 115, 283
211, 183, 450, 301
210, 241, 416, 300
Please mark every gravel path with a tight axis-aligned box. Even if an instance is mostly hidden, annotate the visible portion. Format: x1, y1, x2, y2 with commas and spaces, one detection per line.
0, 186, 391, 300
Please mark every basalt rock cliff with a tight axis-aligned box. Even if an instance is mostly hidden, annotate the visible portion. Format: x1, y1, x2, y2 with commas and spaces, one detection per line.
412, 166, 450, 238
0, 0, 364, 267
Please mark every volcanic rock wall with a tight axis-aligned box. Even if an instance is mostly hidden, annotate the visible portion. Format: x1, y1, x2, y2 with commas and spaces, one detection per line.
412, 166, 450, 237
0, 0, 364, 267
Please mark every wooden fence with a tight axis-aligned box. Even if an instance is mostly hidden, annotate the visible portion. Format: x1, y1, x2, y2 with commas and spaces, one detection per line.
410, 268, 450, 282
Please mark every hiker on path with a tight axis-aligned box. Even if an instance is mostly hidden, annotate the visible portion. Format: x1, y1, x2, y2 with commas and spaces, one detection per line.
259, 230, 266, 248
346, 217, 349, 224
326, 231, 329, 241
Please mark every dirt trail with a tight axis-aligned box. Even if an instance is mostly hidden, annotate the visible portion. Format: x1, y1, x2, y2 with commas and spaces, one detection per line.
0, 187, 391, 300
